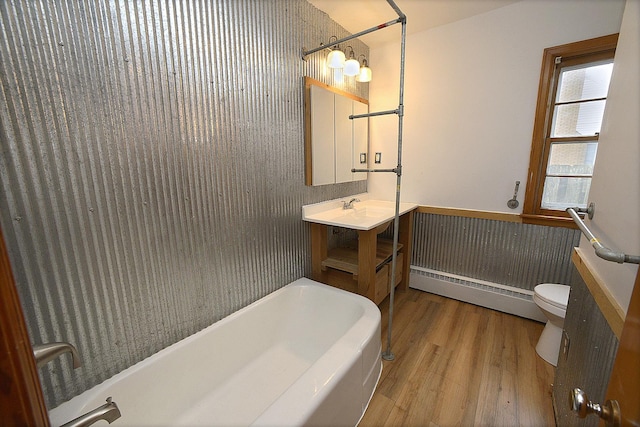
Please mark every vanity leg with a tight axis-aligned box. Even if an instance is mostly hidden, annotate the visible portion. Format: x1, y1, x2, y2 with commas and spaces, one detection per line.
357, 229, 377, 300
398, 210, 415, 291
311, 223, 328, 283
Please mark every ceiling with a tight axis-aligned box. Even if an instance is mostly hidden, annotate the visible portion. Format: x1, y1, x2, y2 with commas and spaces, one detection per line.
307, 0, 521, 48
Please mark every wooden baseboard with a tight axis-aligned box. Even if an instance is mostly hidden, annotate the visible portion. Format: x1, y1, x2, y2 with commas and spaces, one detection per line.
571, 248, 625, 339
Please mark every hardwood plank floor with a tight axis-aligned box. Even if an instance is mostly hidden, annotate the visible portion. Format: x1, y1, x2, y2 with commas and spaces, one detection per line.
360, 288, 556, 427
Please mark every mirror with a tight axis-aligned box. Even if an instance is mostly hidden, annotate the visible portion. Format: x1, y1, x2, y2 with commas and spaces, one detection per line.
304, 77, 368, 186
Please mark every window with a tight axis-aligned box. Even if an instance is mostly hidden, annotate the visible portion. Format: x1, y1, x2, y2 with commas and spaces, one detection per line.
523, 34, 618, 227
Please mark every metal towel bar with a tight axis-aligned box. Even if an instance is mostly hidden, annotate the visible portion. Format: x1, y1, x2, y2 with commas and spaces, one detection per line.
566, 208, 640, 264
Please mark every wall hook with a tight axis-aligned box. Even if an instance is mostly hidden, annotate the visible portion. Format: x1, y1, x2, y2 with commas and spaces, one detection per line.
507, 181, 520, 209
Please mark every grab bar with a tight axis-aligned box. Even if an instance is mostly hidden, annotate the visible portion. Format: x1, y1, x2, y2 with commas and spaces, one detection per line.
567, 207, 640, 264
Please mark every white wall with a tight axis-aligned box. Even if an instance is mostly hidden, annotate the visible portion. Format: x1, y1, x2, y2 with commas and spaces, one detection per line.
369, 0, 625, 212
577, 0, 639, 311
369, 0, 638, 311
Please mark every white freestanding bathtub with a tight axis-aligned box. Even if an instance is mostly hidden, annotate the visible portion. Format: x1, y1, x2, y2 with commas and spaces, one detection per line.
49, 278, 382, 426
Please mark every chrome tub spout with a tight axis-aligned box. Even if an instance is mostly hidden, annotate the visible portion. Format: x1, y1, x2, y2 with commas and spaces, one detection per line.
61, 397, 121, 427
33, 342, 81, 369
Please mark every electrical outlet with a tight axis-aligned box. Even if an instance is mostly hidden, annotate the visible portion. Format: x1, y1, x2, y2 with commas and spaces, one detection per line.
374, 152, 382, 164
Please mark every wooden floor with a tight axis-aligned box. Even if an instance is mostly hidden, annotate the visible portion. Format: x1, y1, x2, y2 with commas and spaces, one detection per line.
360, 287, 556, 427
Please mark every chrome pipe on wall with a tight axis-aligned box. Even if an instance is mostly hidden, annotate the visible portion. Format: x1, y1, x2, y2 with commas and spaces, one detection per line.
566, 208, 640, 264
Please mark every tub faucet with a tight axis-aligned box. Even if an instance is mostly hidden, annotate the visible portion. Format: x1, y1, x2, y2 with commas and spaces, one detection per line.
60, 397, 121, 427
342, 198, 360, 209
33, 342, 82, 369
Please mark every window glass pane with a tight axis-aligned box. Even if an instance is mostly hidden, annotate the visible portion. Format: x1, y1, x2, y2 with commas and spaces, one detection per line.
551, 100, 606, 137
541, 177, 591, 210
556, 62, 613, 103
546, 142, 598, 176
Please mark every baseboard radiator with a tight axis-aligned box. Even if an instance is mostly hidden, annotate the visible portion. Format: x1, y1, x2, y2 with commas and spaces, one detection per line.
410, 266, 547, 323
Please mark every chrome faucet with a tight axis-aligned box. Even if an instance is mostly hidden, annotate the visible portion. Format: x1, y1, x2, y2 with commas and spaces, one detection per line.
342, 198, 360, 209
61, 397, 121, 427
33, 342, 82, 369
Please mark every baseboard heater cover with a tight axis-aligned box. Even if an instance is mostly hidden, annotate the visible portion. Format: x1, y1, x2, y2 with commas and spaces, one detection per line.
410, 266, 546, 323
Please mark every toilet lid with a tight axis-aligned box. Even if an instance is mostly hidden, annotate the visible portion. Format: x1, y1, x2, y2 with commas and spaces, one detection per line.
535, 284, 570, 309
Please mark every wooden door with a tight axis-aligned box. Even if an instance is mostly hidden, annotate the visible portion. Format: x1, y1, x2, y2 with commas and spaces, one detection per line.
603, 268, 640, 425
0, 226, 49, 425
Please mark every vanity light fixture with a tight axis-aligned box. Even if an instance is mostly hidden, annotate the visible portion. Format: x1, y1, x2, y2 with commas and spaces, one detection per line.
326, 36, 345, 69
356, 55, 372, 82
344, 47, 360, 77
302, 36, 372, 83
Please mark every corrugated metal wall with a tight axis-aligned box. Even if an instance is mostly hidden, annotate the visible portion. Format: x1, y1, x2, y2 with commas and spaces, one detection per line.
553, 267, 619, 427
411, 212, 581, 290
0, 0, 369, 408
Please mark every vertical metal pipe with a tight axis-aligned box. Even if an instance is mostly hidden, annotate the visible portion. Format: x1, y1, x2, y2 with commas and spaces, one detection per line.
381, 0, 407, 362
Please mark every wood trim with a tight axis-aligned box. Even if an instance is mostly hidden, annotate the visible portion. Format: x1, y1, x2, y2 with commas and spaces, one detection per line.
417, 205, 581, 228
417, 206, 522, 223
304, 77, 313, 186
520, 213, 579, 229
571, 247, 625, 338
0, 228, 49, 425
304, 76, 369, 105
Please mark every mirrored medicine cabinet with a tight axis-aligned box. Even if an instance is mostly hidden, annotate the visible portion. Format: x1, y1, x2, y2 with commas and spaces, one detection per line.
304, 77, 369, 186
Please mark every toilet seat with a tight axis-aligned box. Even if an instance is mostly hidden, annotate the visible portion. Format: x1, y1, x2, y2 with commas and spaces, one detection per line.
534, 284, 570, 310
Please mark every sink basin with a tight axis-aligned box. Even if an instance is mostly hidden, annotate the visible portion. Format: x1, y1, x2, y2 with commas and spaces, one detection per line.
302, 197, 418, 230
349, 206, 390, 218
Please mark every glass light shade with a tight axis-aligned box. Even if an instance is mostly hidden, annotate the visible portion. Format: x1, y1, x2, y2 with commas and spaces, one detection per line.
344, 58, 360, 76
356, 65, 372, 82
333, 67, 344, 84
327, 49, 345, 69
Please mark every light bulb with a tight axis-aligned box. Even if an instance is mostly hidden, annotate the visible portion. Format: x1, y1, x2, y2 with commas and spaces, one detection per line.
344, 58, 360, 76
356, 64, 372, 82
327, 49, 345, 69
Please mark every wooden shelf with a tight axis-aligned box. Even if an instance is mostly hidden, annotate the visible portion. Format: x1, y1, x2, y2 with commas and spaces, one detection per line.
321, 238, 403, 275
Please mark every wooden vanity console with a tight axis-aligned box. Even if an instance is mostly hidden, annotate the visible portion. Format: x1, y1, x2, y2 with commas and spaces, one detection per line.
310, 209, 415, 305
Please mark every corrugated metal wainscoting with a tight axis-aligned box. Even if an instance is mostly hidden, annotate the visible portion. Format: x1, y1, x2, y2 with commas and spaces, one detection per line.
411, 212, 581, 291
0, 0, 368, 408
553, 267, 619, 427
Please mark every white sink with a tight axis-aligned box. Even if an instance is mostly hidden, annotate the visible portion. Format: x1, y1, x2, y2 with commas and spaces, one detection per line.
302, 196, 418, 231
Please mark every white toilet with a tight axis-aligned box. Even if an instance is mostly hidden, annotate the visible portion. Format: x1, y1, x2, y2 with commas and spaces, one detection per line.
533, 283, 571, 366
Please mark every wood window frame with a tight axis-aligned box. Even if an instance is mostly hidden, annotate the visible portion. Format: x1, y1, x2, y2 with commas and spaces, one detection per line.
0, 225, 49, 425
522, 34, 618, 228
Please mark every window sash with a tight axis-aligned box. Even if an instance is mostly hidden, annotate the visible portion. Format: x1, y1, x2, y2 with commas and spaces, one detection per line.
523, 35, 617, 226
